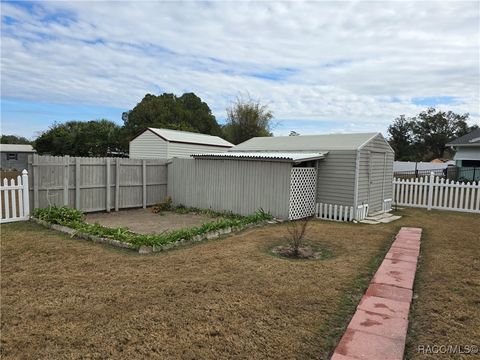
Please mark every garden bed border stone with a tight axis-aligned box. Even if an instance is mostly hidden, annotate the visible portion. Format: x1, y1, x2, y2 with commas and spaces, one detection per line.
31, 217, 276, 254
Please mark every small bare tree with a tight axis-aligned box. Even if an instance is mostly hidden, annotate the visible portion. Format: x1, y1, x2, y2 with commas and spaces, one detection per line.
285, 217, 310, 256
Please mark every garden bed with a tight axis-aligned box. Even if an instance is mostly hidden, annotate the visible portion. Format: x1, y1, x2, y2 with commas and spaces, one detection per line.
32, 206, 274, 253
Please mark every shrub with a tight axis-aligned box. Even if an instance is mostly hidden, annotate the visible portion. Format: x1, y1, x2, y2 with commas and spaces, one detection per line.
285, 217, 310, 256
33, 206, 84, 225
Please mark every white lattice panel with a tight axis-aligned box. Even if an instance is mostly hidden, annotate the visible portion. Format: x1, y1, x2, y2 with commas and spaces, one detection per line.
289, 168, 317, 220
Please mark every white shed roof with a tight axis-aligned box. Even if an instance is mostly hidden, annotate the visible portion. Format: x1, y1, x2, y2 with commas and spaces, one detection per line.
233, 132, 380, 151
139, 128, 233, 148
0, 144, 35, 152
191, 152, 327, 163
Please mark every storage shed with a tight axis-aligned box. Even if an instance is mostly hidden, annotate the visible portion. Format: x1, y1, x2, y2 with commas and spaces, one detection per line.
167, 132, 394, 220
0, 144, 36, 171
129, 128, 233, 159
232, 132, 395, 216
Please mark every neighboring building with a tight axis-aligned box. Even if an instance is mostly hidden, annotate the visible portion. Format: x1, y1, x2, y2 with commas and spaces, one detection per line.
168, 132, 395, 219
446, 128, 480, 181
0, 144, 36, 171
129, 128, 233, 159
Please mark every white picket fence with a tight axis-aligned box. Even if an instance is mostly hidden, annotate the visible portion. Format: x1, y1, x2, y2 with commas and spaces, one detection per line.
0, 170, 30, 224
393, 173, 480, 213
315, 203, 369, 222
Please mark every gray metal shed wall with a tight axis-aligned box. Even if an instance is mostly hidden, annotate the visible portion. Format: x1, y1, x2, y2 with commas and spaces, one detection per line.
357, 134, 394, 211
167, 158, 292, 218
316, 150, 357, 207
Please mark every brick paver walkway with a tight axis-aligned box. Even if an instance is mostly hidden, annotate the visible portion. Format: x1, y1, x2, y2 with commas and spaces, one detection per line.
331, 227, 422, 360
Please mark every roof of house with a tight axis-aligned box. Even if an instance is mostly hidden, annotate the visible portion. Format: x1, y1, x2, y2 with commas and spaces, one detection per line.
232, 132, 381, 151
0, 144, 36, 153
446, 128, 480, 147
133, 128, 233, 148
192, 152, 327, 163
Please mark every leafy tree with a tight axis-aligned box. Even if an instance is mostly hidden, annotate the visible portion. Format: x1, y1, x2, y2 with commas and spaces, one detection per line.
122, 92, 222, 144
34, 120, 124, 156
223, 96, 273, 144
387, 115, 414, 160
0, 134, 31, 144
411, 108, 470, 160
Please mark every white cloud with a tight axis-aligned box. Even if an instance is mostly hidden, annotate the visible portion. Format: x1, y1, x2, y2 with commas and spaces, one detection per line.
1, 0, 479, 136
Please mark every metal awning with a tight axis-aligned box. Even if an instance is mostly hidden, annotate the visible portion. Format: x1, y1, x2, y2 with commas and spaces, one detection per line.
191, 152, 327, 164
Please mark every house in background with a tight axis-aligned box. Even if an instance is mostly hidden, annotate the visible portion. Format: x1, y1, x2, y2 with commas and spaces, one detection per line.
447, 128, 480, 181
129, 128, 233, 159
0, 144, 36, 171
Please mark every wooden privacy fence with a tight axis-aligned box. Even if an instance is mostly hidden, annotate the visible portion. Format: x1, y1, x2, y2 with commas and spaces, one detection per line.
1, 170, 30, 223
28, 154, 168, 212
393, 173, 480, 213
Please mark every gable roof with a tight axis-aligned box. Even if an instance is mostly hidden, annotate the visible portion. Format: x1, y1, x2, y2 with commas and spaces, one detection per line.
232, 132, 381, 151
0, 144, 36, 153
446, 128, 480, 147
133, 128, 233, 148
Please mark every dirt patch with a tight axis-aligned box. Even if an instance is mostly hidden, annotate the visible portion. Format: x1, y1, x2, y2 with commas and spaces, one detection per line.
85, 208, 218, 234
271, 244, 325, 259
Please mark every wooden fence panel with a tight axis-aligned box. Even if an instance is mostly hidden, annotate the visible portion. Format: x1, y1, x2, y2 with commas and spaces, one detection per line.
28, 155, 167, 213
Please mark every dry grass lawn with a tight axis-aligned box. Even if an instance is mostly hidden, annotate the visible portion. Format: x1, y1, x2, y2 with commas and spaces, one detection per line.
1, 219, 394, 360
0, 208, 478, 359
402, 209, 480, 359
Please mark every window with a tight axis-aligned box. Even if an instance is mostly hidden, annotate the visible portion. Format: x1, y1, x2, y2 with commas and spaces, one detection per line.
6, 153, 17, 160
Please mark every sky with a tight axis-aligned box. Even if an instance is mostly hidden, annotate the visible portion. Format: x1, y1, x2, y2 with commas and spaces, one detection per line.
1, 0, 479, 139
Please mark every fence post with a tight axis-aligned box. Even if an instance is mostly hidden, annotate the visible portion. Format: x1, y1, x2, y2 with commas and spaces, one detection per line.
63, 155, 70, 206
427, 171, 434, 210
142, 159, 147, 208
33, 153, 39, 209
75, 157, 81, 210
115, 158, 120, 211
106, 158, 111, 212
22, 169, 30, 217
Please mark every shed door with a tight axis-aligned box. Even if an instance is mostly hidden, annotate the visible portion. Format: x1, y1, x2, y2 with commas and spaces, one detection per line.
368, 152, 387, 212
289, 168, 317, 220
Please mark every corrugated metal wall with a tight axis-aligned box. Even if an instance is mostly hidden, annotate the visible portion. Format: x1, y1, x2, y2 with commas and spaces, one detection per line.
28, 155, 167, 212
167, 158, 292, 218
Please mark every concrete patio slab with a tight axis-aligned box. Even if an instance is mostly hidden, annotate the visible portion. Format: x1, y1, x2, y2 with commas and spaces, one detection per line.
357, 295, 410, 319
334, 329, 405, 360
